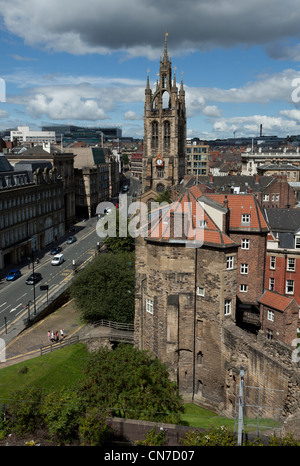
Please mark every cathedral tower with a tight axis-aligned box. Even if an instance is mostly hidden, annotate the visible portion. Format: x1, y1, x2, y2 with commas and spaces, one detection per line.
142, 34, 186, 194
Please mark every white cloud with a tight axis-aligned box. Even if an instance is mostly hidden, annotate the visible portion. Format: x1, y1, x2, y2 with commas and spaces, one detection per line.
124, 111, 142, 120
212, 114, 300, 137
202, 105, 222, 117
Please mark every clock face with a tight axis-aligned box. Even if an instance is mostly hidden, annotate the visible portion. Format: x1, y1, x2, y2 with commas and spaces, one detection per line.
156, 157, 164, 166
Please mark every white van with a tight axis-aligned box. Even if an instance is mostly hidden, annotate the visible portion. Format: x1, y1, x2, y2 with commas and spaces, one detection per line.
51, 253, 64, 266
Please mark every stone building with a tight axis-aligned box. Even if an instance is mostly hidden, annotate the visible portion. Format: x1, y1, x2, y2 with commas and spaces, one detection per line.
141, 34, 186, 203
63, 146, 118, 219
6, 143, 76, 227
135, 187, 239, 400
0, 155, 65, 269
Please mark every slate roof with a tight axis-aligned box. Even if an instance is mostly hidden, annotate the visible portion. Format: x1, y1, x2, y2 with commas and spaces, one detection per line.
183, 175, 274, 193
264, 208, 300, 233
0, 155, 13, 172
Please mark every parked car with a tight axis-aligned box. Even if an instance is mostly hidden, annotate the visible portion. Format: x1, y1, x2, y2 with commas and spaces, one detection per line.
51, 253, 64, 266
26, 272, 42, 285
50, 246, 62, 255
66, 236, 77, 244
6, 269, 21, 281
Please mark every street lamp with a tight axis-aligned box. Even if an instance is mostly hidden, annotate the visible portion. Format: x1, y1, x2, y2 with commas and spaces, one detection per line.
31, 252, 37, 315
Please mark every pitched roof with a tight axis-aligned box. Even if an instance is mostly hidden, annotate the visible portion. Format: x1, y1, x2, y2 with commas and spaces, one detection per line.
188, 186, 269, 231
264, 208, 300, 233
147, 188, 237, 248
258, 290, 294, 312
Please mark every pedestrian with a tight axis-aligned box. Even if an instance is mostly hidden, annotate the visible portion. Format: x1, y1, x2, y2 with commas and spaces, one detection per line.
60, 328, 64, 339
50, 331, 54, 342
47, 330, 50, 341
56, 331, 59, 342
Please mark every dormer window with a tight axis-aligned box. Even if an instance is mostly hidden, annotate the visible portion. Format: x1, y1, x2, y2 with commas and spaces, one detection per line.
295, 236, 300, 249
241, 214, 250, 224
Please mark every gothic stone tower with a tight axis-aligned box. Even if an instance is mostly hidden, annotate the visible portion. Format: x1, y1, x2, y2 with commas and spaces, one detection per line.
142, 34, 186, 195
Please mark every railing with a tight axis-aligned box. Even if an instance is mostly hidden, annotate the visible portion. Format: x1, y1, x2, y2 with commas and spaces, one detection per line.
93, 319, 134, 332
40, 331, 134, 356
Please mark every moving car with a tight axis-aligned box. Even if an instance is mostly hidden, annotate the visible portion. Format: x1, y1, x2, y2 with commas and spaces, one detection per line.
6, 269, 21, 281
51, 253, 64, 265
66, 236, 77, 244
26, 272, 42, 285
50, 246, 62, 255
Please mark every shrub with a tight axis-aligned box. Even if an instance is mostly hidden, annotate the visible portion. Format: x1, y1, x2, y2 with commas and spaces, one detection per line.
7, 387, 44, 435
79, 407, 114, 446
136, 427, 169, 446
268, 432, 299, 446
40, 388, 84, 445
180, 426, 237, 446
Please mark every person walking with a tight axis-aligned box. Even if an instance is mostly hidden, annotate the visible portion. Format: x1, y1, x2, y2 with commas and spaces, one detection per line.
60, 328, 64, 340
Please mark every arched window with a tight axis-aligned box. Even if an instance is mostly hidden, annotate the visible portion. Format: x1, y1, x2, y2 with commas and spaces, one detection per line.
164, 121, 170, 149
152, 121, 158, 149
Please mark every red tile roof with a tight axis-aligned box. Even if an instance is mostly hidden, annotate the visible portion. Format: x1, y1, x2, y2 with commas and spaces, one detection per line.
147, 188, 237, 248
258, 290, 294, 312
188, 187, 269, 231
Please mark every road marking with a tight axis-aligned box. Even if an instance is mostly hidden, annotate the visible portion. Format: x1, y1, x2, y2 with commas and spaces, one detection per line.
17, 293, 27, 301
10, 303, 23, 313
0, 304, 10, 313
0, 302, 7, 307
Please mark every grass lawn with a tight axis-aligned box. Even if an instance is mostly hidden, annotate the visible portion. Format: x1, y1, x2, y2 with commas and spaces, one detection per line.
181, 403, 235, 429
0, 344, 281, 435
0, 343, 90, 401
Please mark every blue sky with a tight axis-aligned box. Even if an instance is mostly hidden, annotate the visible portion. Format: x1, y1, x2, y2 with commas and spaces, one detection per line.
1, 0, 300, 140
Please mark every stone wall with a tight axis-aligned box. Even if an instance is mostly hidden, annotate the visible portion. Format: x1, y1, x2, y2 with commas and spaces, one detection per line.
220, 321, 300, 420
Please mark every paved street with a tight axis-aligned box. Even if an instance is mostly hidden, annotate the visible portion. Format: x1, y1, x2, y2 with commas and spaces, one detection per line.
0, 217, 100, 343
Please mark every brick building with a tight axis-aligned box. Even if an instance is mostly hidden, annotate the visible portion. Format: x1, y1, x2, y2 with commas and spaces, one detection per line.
187, 188, 269, 331
258, 290, 299, 346
263, 209, 300, 337
180, 174, 297, 209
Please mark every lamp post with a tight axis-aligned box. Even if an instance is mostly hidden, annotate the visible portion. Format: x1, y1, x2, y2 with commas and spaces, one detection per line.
31, 252, 37, 315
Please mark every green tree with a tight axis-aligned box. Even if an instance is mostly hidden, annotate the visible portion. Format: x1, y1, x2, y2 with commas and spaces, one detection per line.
79, 407, 114, 446
7, 387, 44, 435
79, 344, 183, 424
70, 251, 135, 323
154, 190, 172, 204
103, 209, 135, 253
40, 388, 84, 445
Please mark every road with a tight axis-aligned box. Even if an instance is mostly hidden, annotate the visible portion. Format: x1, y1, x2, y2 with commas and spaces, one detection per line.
0, 179, 140, 342
0, 217, 100, 339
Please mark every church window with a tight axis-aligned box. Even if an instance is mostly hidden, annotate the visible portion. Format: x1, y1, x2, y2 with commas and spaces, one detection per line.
152, 122, 158, 149
164, 121, 170, 149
